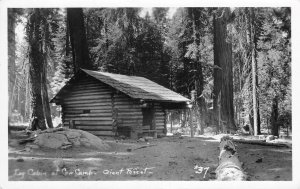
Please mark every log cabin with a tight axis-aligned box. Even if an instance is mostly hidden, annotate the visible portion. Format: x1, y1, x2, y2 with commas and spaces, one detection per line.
50, 69, 190, 139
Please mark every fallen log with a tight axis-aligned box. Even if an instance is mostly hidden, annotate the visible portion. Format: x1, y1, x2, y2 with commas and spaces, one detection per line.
232, 138, 290, 148
215, 136, 246, 181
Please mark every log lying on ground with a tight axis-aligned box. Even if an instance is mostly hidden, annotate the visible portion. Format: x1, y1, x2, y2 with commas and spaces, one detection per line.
215, 136, 246, 181
232, 138, 290, 148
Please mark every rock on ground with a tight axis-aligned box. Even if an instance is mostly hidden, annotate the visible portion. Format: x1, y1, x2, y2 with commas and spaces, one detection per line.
266, 135, 275, 142
34, 132, 69, 149
33, 128, 109, 150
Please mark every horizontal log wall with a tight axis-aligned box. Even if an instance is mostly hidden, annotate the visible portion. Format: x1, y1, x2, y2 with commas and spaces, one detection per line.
58, 74, 167, 138
113, 93, 143, 137
61, 76, 114, 136
154, 103, 166, 135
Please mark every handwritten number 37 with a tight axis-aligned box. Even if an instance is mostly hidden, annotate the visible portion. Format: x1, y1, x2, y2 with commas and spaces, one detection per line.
194, 166, 209, 178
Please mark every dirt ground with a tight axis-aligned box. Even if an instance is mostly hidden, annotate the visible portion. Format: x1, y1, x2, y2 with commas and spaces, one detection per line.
8, 132, 292, 181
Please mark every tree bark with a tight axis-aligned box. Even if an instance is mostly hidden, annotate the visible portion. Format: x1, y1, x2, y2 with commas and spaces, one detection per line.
41, 59, 53, 128
189, 8, 205, 135
271, 96, 279, 136
40, 15, 53, 129
251, 46, 258, 136
213, 8, 236, 133
249, 8, 260, 136
8, 9, 17, 118
27, 9, 47, 130
244, 8, 261, 136
67, 8, 92, 72
65, 13, 71, 56
25, 68, 30, 121
216, 136, 246, 181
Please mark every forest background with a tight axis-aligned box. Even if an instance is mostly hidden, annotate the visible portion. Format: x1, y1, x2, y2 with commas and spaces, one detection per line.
0, 0, 297, 139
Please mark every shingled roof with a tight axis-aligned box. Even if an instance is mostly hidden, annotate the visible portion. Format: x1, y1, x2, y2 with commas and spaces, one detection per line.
51, 69, 190, 103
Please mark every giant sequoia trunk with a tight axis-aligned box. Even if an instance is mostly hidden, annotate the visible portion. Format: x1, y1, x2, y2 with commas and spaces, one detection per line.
67, 8, 92, 72
41, 17, 53, 129
8, 9, 17, 117
213, 8, 236, 133
41, 62, 53, 128
189, 8, 205, 134
27, 9, 47, 130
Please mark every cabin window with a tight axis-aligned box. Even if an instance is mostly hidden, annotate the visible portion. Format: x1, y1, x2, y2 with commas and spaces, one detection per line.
83, 110, 90, 114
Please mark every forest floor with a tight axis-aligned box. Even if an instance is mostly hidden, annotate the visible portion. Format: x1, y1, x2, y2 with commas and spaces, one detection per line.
8, 131, 292, 181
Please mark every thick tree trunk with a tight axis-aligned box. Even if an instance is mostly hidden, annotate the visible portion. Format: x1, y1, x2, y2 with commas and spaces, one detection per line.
237, 55, 243, 128
216, 136, 246, 181
256, 97, 261, 134
25, 69, 30, 121
27, 9, 47, 130
271, 96, 279, 136
67, 8, 92, 72
65, 14, 71, 56
250, 8, 260, 136
40, 17, 53, 129
189, 91, 196, 137
213, 8, 236, 133
29, 59, 46, 130
189, 8, 205, 135
190, 89, 203, 135
249, 111, 254, 135
41, 61, 53, 128
8, 9, 17, 118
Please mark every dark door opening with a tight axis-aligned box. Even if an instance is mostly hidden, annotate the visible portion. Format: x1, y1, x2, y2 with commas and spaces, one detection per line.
142, 107, 154, 130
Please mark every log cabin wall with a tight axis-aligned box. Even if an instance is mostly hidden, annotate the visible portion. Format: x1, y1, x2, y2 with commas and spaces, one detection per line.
52, 69, 190, 139
61, 76, 114, 137
154, 103, 166, 136
113, 93, 143, 138
57, 73, 169, 138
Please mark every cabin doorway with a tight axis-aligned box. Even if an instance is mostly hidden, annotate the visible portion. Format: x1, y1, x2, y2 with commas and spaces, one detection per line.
142, 107, 154, 130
